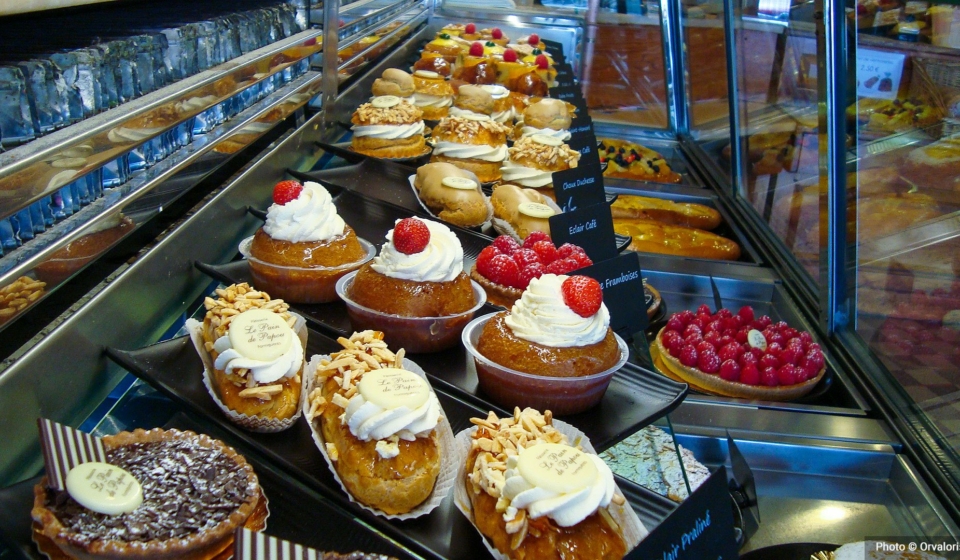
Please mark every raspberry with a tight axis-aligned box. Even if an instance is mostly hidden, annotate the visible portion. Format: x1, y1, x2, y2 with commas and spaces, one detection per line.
761, 367, 779, 387
531, 240, 559, 264
683, 324, 702, 338
491, 28, 503, 39
668, 339, 684, 358
492, 235, 520, 255
723, 316, 742, 332
777, 364, 798, 386
522, 231, 551, 248
804, 348, 825, 371
716, 308, 733, 320
696, 304, 712, 316
272, 180, 303, 205
782, 327, 798, 340
764, 329, 784, 347
555, 243, 582, 259
528, 33, 540, 45
779, 346, 801, 366
465, 23, 476, 34
535, 54, 549, 69
738, 305, 755, 324
392, 218, 430, 254
502, 49, 518, 63
719, 342, 741, 362
476, 246, 501, 278
517, 263, 545, 289
684, 333, 703, 347
759, 353, 780, 370
799, 332, 814, 347
808, 342, 822, 354
739, 364, 760, 385
766, 342, 783, 357
739, 351, 758, 367
677, 310, 695, 325
706, 320, 723, 334
544, 258, 580, 275
773, 321, 789, 331
786, 336, 805, 350
757, 315, 772, 329
703, 331, 721, 347
799, 359, 821, 380
680, 345, 698, 367
735, 329, 749, 344
512, 248, 540, 269
486, 254, 520, 287
719, 359, 740, 381
570, 252, 593, 268
698, 352, 721, 373
666, 316, 685, 333
469, 41, 484, 56
561, 275, 604, 318
696, 341, 716, 355
718, 335, 735, 348
692, 316, 709, 331
662, 330, 683, 349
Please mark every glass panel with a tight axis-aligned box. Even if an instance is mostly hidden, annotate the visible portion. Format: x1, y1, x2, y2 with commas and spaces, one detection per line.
849, 0, 960, 482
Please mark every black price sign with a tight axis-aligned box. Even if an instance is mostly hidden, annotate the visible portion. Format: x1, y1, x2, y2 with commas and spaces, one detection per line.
552, 163, 605, 213
578, 252, 647, 335
628, 467, 740, 560
549, 202, 617, 262
570, 135, 601, 169
542, 39, 566, 63
568, 115, 594, 139
551, 86, 586, 108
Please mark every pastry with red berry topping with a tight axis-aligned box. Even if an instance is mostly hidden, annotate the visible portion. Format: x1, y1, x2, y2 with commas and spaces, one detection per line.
454, 42, 497, 86
598, 138, 682, 184
480, 27, 510, 46
423, 32, 462, 63
475, 274, 622, 378
247, 181, 372, 303
348, 217, 477, 317
653, 305, 827, 401
471, 234, 593, 308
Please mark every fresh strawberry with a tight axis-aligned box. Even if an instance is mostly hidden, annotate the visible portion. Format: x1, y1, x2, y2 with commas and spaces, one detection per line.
777, 364, 798, 386
272, 180, 303, 205
680, 345, 699, 367
527, 33, 540, 45
512, 248, 540, 269
522, 231, 551, 248
698, 352, 721, 374
761, 367, 779, 387
719, 359, 740, 381
557, 243, 584, 259
392, 218, 430, 254
561, 275, 603, 318
469, 41, 484, 56
517, 263, 545, 289
465, 23, 477, 34
535, 54, 549, 69
739, 364, 760, 385
544, 258, 580, 275
491, 28, 503, 39
531, 240, 559, 264
475, 246, 500, 278
503, 49, 518, 63
492, 235, 520, 255
487, 254, 520, 287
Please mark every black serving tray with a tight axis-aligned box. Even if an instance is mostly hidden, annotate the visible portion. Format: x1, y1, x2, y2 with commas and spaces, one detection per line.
315, 140, 433, 167
104, 333, 680, 559
0, 412, 416, 560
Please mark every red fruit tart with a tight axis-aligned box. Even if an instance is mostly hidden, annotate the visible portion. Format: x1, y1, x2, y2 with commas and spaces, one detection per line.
652, 305, 826, 401
470, 233, 593, 308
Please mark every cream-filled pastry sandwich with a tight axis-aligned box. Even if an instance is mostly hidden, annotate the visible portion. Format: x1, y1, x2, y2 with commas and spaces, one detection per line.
351, 95, 426, 158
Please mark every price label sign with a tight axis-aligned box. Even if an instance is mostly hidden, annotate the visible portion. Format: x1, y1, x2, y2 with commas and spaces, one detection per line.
549, 203, 617, 262
552, 163, 605, 213
857, 49, 905, 100
578, 252, 647, 335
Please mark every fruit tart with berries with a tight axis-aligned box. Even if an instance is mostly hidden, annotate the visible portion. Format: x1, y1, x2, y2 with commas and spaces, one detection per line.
599, 138, 682, 184
470, 233, 593, 308
653, 305, 827, 401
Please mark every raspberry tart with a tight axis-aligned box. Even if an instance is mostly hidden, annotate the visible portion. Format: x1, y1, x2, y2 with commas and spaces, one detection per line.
470, 233, 592, 308
653, 305, 827, 401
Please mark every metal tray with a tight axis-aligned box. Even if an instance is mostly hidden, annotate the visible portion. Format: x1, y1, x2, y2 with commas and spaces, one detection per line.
0, 412, 416, 560
103, 334, 680, 559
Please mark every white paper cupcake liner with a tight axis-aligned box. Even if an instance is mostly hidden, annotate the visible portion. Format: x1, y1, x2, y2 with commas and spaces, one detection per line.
186, 314, 308, 433
490, 194, 563, 242
407, 174, 495, 230
453, 418, 648, 560
302, 354, 458, 520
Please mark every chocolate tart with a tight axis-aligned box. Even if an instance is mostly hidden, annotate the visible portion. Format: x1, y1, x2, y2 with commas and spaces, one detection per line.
32, 428, 261, 560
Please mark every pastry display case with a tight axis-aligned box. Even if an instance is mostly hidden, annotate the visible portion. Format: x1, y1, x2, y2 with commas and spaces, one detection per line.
1, 0, 960, 557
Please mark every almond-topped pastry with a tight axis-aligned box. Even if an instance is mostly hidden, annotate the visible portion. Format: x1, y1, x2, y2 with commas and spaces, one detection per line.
414, 162, 490, 228
306, 331, 442, 515
491, 183, 556, 240
501, 134, 580, 195
199, 283, 304, 421
516, 98, 572, 141
32, 428, 262, 560
449, 84, 495, 120
351, 96, 427, 159
430, 115, 511, 182
411, 70, 455, 120
463, 408, 628, 559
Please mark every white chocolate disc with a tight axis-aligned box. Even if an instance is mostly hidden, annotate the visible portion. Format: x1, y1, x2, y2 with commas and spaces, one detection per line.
442, 176, 477, 190
372, 95, 401, 108
66, 462, 143, 516
357, 368, 430, 410
480, 84, 509, 96
517, 443, 599, 494
518, 202, 556, 218
747, 329, 767, 351
530, 134, 563, 147
228, 309, 293, 362
414, 70, 440, 79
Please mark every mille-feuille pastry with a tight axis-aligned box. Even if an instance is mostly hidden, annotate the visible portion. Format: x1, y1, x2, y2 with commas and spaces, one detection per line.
500, 134, 580, 196
351, 96, 427, 158
200, 283, 304, 421
449, 84, 496, 120
610, 195, 722, 230
430, 115, 511, 182
599, 138, 682, 183
614, 219, 741, 261
371, 68, 415, 101
491, 183, 557, 240
516, 98, 572, 141
464, 408, 628, 559
412, 70, 455, 120
414, 162, 490, 228
423, 32, 462, 63
307, 331, 442, 515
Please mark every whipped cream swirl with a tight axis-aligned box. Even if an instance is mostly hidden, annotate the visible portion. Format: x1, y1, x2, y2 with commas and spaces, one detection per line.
501, 446, 617, 528
413, 92, 453, 108
432, 141, 508, 162
352, 121, 425, 139
500, 159, 554, 187
372, 218, 464, 282
506, 274, 610, 347
343, 386, 441, 442
263, 181, 345, 243
212, 330, 303, 384
520, 125, 572, 141
492, 107, 515, 124
449, 106, 491, 119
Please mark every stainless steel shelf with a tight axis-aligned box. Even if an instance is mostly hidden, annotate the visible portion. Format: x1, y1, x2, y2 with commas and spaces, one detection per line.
337, 4, 429, 79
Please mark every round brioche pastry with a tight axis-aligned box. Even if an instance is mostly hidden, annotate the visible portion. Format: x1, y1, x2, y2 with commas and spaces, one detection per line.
413, 162, 491, 228
371, 68, 415, 98
412, 70, 455, 120
451, 84, 495, 118
523, 98, 572, 130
